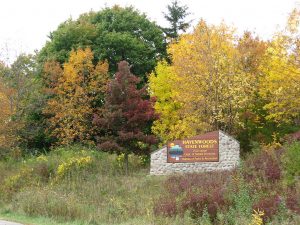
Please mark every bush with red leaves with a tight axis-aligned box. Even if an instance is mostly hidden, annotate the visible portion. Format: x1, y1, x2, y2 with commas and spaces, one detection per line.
154, 144, 299, 223
244, 151, 282, 183
285, 189, 300, 214
285, 130, 300, 142
154, 197, 177, 216
242, 150, 283, 196
154, 171, 232, 220
253, 195, 281, 222
179, 187, 229, 219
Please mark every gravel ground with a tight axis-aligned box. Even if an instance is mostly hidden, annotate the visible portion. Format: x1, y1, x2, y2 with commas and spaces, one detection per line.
0, 221, 23, 225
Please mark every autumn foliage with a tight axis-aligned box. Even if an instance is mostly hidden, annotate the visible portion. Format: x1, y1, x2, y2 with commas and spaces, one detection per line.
150, 21, 255, 142
1, 4, 300, 225
44, 48, 109, 145
150, 13, 300, 148
93, 61, 158, 159
154, 172, 232, 220
0, 79, 19, 151
0, 5, 299, 159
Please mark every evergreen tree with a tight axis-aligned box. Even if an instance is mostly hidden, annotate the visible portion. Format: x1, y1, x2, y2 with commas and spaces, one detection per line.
163, 0, 191, 40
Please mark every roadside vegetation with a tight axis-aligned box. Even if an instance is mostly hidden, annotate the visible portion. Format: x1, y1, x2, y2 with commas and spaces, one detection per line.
1, 1, 300, 224
0, 141, 300, 225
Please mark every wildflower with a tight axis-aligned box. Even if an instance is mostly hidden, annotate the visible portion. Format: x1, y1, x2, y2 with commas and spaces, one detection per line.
249, 209, 264, 225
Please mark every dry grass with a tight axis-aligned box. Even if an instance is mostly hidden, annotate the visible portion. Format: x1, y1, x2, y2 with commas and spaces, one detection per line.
0, 144, 300, 224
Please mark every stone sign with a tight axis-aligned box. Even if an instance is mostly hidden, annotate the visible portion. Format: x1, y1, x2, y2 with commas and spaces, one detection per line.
167, 131, 219, 163
150, 130, 240, 175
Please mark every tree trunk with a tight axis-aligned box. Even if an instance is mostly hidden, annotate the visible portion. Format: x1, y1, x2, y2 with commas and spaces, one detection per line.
124, 152, 129, 176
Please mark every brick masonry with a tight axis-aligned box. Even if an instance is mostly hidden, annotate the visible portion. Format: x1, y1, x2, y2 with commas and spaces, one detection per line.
150, 130, 240, 175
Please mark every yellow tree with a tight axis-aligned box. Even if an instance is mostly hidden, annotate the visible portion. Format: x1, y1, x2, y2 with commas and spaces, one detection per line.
236, 32, 269, 146
150, 20, 253, 142
259, 9, 300, 124
259, 37, 300, 124
149, 61, 200, 142
44, 48, 109, 145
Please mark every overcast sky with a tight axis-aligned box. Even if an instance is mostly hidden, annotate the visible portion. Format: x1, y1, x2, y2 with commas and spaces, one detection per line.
0, 0, 298, 63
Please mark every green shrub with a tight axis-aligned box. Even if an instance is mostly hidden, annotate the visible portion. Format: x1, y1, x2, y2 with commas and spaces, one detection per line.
282, 142, 300, 186
231, 178, 253, 218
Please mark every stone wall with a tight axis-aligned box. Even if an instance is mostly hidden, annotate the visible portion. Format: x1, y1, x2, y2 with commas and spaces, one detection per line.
150, 130, 240, 175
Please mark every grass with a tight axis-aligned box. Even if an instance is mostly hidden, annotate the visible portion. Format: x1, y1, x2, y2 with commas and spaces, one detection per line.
0, 208, 163, 225
0, 145, 181, 224
0, 143, 300, 224
0, 209, 86, 225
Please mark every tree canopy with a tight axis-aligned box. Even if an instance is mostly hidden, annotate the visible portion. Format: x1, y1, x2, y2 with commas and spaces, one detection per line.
163, 0, 191, 41
1, 4, 300, 157
150, 21, 253, 142
44, 48, 109, 145
39, 6, 167, 83
93, 61, 158, 171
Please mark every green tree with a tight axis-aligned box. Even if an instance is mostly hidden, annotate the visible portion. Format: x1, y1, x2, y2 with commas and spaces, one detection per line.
5, 54, 37, 112
39, 6, 167, 83
0, 55, 44, 153
163, 0, 191, 41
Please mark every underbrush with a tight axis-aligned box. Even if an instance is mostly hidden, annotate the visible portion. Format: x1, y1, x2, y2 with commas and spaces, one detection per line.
0, 145, 185, 224
154, 141, 300, 224
0, 142, 300, 224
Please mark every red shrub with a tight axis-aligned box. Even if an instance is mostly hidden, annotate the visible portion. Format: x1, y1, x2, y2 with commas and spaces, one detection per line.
286, 130, 300, 142
154, 171, 232, 220
286, 189, 300, 214
244, 151, 281, 182
180, 190, 209, 217
264, 158, 281, 181
180, 186, 229, 219
153, 197, 177, 217
253, 195, 281, 222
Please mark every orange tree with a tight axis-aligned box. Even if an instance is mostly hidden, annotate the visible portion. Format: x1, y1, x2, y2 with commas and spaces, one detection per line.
44, 48, 109, 145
